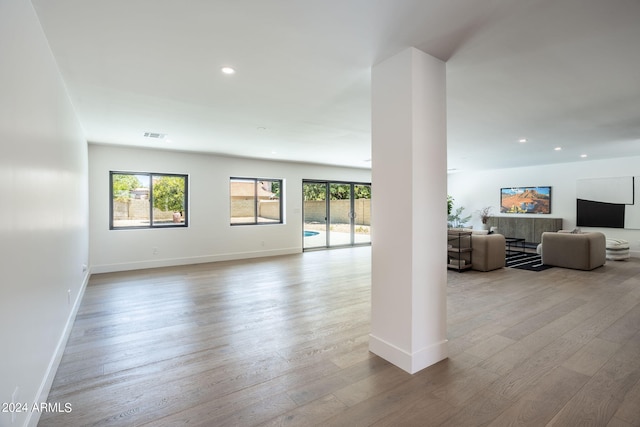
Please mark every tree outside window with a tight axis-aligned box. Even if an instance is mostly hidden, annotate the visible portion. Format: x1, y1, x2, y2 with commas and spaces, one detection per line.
110, 172, 188, 229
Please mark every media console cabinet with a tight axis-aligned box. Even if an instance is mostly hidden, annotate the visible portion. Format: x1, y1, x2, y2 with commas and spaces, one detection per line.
486, 217, 562, 246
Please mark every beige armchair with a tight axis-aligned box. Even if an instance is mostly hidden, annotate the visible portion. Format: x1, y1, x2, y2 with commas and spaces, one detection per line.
471, 234, 506, 272
541, 231, 606, 270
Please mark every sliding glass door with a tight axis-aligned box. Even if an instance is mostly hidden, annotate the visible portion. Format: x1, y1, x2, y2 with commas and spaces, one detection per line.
303, 180, 371, 250
303, 182, 328, 249
329, 183, 351, 246
353, 184, 371, 245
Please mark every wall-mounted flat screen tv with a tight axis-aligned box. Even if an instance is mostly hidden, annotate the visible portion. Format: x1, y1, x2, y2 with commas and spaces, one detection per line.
500, 186, 551, 214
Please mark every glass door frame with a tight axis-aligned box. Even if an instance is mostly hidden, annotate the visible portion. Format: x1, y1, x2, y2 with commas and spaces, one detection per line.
302, 179, 371, 250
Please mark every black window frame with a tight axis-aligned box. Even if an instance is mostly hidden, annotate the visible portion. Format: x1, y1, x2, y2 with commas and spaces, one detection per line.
230, 177, 283, 226
110, 171, 189, 230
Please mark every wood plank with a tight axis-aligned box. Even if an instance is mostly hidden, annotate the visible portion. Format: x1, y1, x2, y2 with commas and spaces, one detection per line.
487, 366, 589, 426
548, 331, 640, 426
435, 390, 514, 427
562, 337, 621, 376
611, 376, 640, 425
40, 249, 640, 426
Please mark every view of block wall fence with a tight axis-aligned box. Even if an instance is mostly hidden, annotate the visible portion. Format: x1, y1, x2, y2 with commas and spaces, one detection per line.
116, 199, 371, 225
114, 199, 177, 221
304, 199, 371, 225
231, 199, 281, 220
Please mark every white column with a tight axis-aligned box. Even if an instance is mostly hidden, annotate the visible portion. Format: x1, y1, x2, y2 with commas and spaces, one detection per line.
370, 47, 448, 374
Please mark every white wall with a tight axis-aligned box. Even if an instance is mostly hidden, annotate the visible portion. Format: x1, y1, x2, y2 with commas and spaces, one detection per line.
0, 1, 89, 426
89, 144, 371, 272
448, 156, 640, 256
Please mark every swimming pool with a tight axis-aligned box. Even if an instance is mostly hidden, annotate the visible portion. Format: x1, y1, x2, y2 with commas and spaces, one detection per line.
304, 230, 319, 237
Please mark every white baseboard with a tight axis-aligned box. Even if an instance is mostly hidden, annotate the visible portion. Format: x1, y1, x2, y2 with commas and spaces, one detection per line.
91, 248, 302, 274
26, 269, 91, 427
369, 334, 448, 374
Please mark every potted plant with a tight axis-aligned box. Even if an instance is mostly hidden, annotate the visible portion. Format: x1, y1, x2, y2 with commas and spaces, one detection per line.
448, 206, 472, 228
477, 206, 493, 229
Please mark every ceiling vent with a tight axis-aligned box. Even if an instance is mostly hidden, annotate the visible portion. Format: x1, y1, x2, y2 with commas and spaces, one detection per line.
143, 132, 167, 139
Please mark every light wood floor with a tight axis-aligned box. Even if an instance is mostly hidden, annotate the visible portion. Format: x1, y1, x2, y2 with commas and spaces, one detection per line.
42, 247, 640, 426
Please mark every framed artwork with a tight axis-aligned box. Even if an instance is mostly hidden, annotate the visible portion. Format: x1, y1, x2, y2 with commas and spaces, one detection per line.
500, 186, 551, 214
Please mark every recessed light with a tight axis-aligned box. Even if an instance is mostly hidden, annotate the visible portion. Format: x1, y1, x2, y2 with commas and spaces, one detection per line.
554, 147, 562, 151
518, 138, 528, 143
221, 66, 236, 75
580, 154, 588, 158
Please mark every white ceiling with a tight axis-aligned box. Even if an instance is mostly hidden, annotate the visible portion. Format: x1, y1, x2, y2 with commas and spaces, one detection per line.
31, 0, 640, 171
